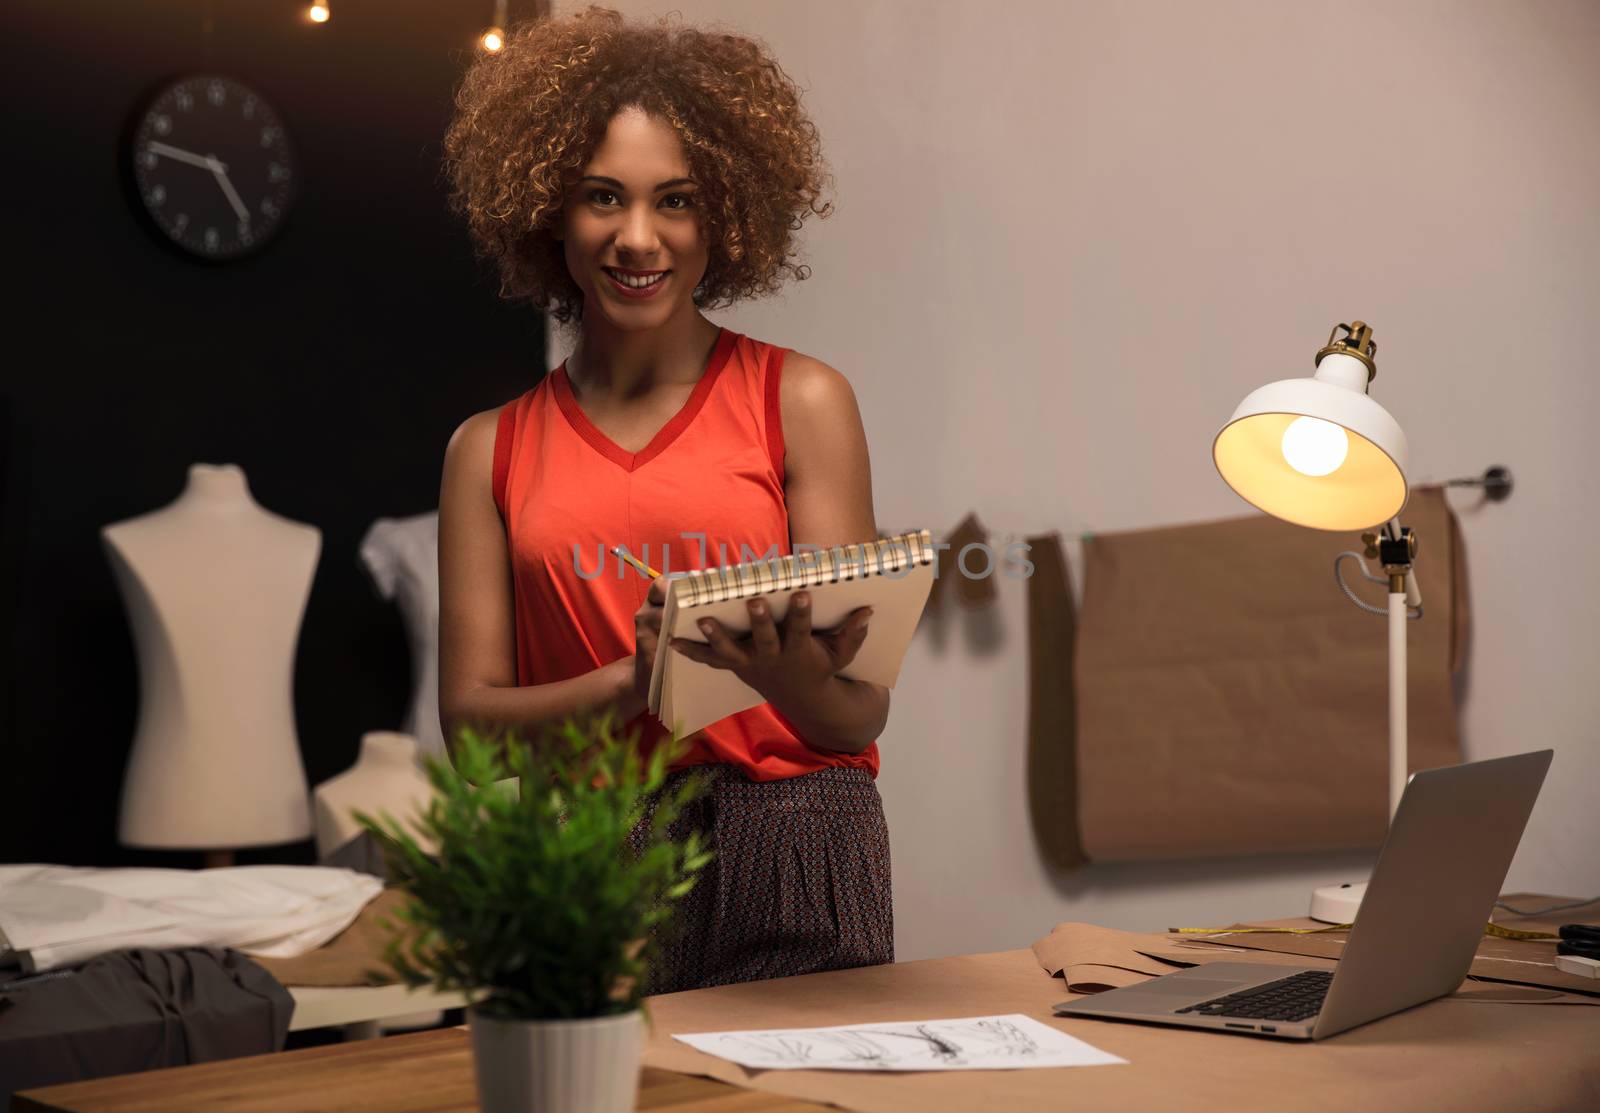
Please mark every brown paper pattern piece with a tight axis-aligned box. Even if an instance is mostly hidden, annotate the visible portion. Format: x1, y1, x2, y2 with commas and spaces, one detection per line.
1075, 487, 1465, 861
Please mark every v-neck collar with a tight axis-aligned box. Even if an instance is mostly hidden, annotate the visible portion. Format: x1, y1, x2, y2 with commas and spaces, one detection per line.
551, 327, 737, 474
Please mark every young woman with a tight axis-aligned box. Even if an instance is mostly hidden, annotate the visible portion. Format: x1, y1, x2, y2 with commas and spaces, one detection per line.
436, 6, 892, 993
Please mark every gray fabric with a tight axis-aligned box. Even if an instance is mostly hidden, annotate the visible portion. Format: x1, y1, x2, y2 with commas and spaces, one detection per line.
0, 946, 292, 1100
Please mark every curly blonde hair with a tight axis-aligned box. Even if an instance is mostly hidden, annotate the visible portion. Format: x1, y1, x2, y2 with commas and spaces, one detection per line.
443, 5, 833, 324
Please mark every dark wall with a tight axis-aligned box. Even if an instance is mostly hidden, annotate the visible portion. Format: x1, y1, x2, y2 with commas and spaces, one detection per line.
1, 1, 546, 866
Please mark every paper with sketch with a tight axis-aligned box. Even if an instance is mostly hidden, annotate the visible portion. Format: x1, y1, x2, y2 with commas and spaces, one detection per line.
673, 1013, 1126, 1072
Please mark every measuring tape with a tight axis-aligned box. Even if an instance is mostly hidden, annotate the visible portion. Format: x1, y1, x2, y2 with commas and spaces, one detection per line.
1169, 922, 1560, 941
1169, 924, 1351, 936
1485, 921, 1562, 941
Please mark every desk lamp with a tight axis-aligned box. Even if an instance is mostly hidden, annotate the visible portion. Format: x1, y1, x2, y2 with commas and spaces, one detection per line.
1213, 321, 1416, 924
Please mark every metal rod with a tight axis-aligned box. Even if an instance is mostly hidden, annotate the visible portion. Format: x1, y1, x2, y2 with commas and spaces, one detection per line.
1389, 587, 1407, 820
1444, 465, 1513, 501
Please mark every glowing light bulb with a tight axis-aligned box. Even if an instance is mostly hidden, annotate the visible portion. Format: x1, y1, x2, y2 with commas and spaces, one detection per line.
308, 3, 330, 23
1281, 416, 1350, 477
480, 27, 504, 52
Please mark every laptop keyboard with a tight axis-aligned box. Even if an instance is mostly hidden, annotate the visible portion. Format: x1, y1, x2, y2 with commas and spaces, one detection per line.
1174, 969, 1333, 1023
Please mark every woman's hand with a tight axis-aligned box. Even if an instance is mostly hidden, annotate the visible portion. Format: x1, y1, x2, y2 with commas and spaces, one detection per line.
614, 577, 669, 720
668, 591, 872, 706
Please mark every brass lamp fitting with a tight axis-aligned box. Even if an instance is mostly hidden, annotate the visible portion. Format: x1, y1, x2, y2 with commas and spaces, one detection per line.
1315, 321, 1378, 382
1362, 526, 1417, 594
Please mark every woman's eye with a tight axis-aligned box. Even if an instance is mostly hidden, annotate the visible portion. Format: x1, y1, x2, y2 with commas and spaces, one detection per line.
588, 189, 618, 206
661, 193, 694, 210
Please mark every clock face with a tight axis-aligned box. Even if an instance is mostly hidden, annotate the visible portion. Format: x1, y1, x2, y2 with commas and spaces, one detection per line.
130, 75, 295, 261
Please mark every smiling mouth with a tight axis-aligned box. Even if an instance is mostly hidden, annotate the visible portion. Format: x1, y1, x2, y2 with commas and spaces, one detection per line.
603, 266, 669, 289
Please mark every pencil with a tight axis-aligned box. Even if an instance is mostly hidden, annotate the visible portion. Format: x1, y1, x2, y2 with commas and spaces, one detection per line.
609, 546, 662, 579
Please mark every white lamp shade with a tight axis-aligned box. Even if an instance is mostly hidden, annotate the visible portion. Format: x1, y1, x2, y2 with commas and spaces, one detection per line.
1213, 355, 1409, 531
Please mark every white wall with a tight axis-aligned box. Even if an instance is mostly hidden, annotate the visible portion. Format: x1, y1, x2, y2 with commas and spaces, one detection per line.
562, 0, 1600, 958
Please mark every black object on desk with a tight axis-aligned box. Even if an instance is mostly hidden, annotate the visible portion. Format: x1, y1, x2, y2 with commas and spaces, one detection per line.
1557, 924, 1600, 960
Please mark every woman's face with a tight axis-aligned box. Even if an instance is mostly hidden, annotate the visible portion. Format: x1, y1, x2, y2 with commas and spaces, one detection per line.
558, 106, 709, 331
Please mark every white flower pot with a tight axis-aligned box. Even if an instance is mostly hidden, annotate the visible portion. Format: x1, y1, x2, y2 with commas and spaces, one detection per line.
468, 1005, 645, 1113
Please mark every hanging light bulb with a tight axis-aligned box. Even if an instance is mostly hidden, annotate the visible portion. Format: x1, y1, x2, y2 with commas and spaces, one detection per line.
307, 2, 330, 23
480, 0, 508, 52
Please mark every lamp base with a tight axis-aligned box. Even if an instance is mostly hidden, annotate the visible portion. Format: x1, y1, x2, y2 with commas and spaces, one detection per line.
1310, 881, 1368, 924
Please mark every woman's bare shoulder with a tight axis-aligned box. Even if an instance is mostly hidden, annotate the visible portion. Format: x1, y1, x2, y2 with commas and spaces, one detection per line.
442, 405, 505, 491
778, 349, 860, 424
450, 405, 504, 452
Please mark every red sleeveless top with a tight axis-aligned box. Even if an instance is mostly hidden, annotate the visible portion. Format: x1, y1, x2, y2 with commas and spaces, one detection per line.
491, 326, 880, 781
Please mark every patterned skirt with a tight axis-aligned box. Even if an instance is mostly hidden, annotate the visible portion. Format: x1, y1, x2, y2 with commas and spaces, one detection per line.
627, 763, 894, 996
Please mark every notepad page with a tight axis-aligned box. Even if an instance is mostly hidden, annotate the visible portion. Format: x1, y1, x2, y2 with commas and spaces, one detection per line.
657, 559, 934, 738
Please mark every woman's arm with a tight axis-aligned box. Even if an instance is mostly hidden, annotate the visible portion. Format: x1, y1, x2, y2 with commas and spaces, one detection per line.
436, 409, 639, 771
670, 353, 890, 756
775, 354, 891, 753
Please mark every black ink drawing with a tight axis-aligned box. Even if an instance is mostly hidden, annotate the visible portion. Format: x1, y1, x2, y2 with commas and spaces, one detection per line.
705, 1016, 1048, 1070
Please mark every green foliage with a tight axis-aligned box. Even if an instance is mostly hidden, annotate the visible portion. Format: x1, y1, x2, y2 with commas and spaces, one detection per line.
351, 708, 712, 1021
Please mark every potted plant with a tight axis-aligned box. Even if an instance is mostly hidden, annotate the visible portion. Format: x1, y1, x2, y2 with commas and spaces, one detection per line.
353, 708, 712, 1113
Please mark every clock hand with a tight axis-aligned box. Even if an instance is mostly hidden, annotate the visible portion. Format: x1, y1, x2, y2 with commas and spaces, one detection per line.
146, 140, 228, 174
206, 156, 251, 224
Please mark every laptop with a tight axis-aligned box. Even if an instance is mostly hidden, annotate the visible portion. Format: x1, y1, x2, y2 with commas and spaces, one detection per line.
1053, 750, 1553, 1040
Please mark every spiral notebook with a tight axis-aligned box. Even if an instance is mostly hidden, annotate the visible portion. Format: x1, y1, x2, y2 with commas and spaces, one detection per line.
648, 528, 936, 737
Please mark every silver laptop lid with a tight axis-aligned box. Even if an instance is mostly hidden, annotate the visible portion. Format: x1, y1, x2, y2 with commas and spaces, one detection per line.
1313, 749, 1552, 1039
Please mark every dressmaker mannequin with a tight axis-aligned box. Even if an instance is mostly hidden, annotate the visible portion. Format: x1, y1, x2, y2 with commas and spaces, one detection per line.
102, 464, 317, 865
314, 730, 437, 859
357, 512, 446, 763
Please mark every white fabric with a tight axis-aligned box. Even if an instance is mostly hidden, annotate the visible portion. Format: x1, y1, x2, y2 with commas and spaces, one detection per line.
0, 865, 383, 973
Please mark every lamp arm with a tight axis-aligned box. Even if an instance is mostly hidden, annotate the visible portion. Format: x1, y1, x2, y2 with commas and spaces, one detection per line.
1376, 517, 1419, 819
1389, 585, 1408, 819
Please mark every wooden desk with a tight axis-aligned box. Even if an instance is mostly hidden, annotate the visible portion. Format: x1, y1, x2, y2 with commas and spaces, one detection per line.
641, 948, 1600, 1113
9, 1027, 828, 1113
13, 939, 1599, 1112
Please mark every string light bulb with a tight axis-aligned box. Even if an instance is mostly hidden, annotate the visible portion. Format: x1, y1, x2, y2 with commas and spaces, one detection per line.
480, 0, 508, 52
308, 2, 330, 24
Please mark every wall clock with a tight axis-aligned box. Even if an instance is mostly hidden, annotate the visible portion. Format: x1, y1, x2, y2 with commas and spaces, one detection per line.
128, 75, 296, 261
